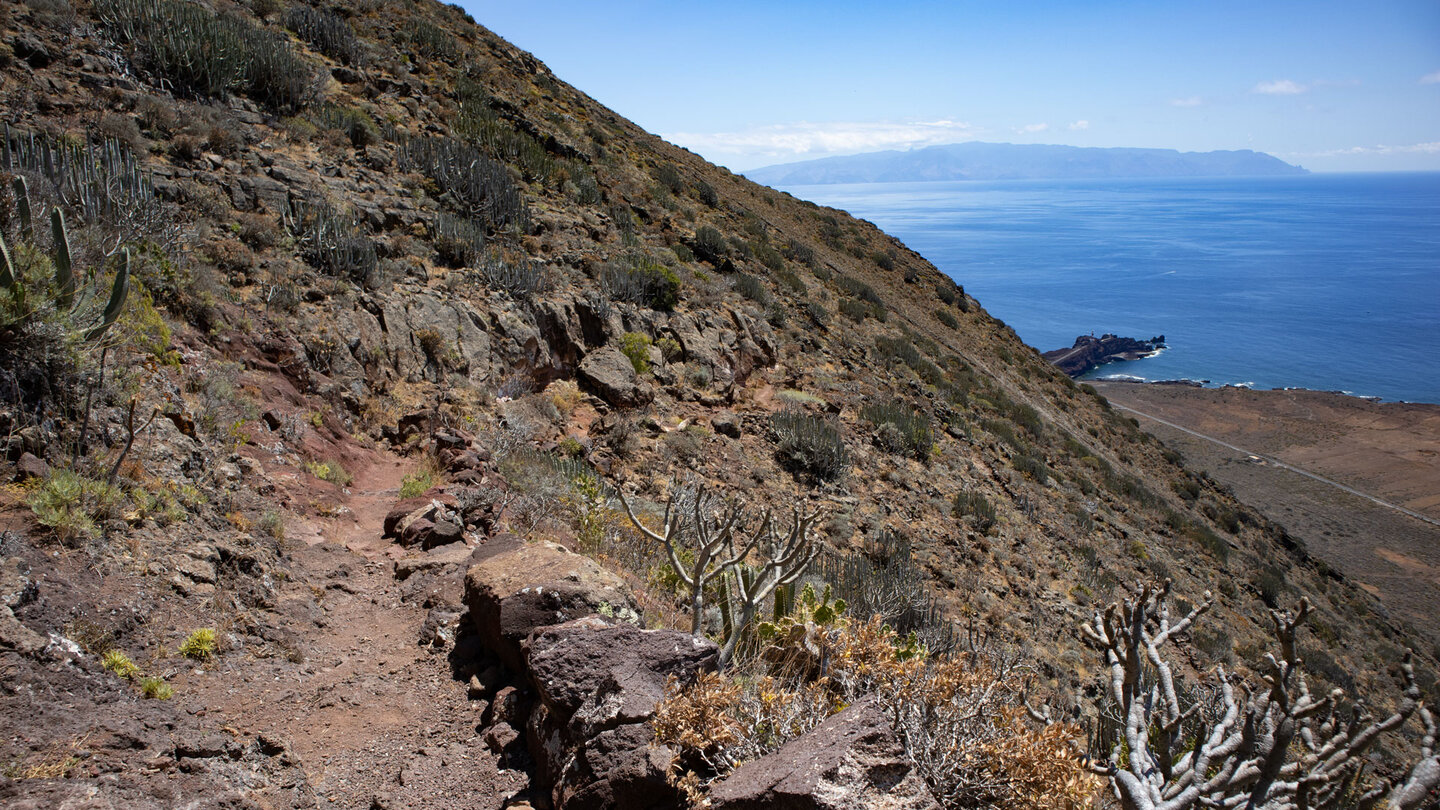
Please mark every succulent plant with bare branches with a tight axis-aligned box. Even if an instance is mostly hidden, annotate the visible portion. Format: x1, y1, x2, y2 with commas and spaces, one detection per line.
1080, 580, 1439, 810
617, 483, 821, 668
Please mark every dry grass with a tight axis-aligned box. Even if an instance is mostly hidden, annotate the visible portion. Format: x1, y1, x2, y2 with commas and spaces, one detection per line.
653, 616, 1099, 809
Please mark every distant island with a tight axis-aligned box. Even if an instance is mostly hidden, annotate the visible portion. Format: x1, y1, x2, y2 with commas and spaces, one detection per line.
1043, 334, 1167, 377
745, 142, 1308, 185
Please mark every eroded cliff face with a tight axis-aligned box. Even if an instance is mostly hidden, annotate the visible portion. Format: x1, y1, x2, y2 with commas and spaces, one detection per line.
0, 0, 1432, 806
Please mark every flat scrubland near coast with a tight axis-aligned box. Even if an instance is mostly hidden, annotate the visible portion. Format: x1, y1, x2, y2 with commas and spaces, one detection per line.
1094, 381, 1440, 637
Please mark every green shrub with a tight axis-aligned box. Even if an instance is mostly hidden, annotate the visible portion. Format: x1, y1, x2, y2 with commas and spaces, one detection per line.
406, 19, 458, 61
140, 676, 173, 699
304, 460, 352, 486
101, 650, 140, 679
397, 135, 527, 233
1252, 566, 1287, 608
432, 213, 485, 267
693, 225, 728, 264
318, 104, 381, 148
27, 469, 123, 544
179, 628, 217, 661
480, 254, 548, 297
861, 400, 933, 461
284, 5, 361, 65
1013, 452, 1049, 484
399, 470, 437, 499
284, 198, 378, 285
952, 491, 996, 533
619, 332, 652, 374
97, 0, 316, 113
734, 272, 769, 305
257, 510, 285, 539
771, 409, 848, 481
934, 309, 958, 329
601, 258, 680, 311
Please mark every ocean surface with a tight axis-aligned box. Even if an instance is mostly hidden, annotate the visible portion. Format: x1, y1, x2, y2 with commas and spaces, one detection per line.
771, 174, 1440, 403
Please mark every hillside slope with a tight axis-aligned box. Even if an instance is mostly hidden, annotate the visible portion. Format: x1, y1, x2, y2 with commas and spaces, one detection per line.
0, 0, 1431, 805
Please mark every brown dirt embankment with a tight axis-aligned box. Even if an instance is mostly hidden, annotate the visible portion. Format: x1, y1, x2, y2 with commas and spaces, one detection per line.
1092, 382, 1440, 640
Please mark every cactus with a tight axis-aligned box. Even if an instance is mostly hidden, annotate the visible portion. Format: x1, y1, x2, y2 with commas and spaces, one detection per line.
1, 204, 128, 342
13, 176, 31, 240
0, 231, 13, 291
52, 208, 74, 310
84, 249, 129, 343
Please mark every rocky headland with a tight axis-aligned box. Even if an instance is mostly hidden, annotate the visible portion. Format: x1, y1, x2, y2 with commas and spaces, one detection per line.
1042, 333, 1166, 376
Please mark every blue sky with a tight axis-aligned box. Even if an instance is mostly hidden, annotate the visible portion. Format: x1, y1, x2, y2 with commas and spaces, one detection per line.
461, 1, 1440, 173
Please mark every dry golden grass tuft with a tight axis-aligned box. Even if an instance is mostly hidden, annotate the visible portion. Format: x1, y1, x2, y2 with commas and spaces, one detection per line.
653, 616, 1099, 809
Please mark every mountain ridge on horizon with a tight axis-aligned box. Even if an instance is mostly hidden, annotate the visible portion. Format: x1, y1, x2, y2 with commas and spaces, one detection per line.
744, 140, 1309, 184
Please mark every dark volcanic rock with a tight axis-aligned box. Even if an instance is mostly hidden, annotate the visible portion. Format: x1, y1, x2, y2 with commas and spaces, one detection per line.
522, 616, 714, 810
707, 697, 940, 810
578, 346, 651, 407
1042, 333, 1165, 377
463, 542, 637, 673
524, 616, 717, 730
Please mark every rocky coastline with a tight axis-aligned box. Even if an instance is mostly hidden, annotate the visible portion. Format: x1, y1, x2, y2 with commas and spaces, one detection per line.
1042, 333, 1166, 376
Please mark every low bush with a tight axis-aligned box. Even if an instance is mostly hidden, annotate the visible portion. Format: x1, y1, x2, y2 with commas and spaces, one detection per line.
952, 491, 997, 534
397, 135, 527, 233
101, 650, 140, 679
97, 0, 316, 113
692, 225, 728, 264
284, 5, 362, 65
139, 676, 173, 699
479, 254, 548, 297
179, 628, 217, 661
654, 616, 1097, 809
771, 409, 848, 482
733, 272, 768, 305
861, 400, 933, 461
619, 332, 651, 374
284, 198, 378, 285
600, 256, 680, 311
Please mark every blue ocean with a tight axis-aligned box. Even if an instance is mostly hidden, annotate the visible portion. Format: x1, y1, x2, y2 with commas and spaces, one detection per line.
773, 174, 1440, 404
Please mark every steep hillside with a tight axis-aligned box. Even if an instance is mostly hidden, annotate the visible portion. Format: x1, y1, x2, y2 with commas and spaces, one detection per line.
0, 0, 1433, 806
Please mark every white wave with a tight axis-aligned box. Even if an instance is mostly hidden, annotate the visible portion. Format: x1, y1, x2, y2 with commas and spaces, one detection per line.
1096, 374, 1147, 382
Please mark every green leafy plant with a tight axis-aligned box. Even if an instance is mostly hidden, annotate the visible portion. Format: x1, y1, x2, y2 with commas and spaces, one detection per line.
179, 628, 217, 661
619, 332, 652, 374
303, 459, 353, 487
139, 676, 173, 699
101, 649, 140, 680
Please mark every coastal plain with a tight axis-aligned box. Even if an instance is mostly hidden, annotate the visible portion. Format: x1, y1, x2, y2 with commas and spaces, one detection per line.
1093, 382, 1440, 639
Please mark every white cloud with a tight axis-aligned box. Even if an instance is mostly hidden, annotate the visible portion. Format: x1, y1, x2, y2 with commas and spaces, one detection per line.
662, 119, 980, 164
1254, 79, 1306, 95
1295, 142, 1440, 158
1068, 120, 1090, 130
1017, 122, 1050, 134
1421, 71, 1440, 85
1170, 96, 1203, 107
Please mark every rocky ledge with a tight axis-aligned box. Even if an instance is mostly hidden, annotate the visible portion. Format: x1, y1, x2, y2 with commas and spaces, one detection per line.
1042, 333, 1165, 376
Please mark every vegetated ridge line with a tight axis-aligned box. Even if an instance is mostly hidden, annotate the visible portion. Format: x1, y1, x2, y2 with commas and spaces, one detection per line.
1108, 402, 1440, 530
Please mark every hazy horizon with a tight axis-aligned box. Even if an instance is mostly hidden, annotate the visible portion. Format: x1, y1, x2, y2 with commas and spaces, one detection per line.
463, 1, 1440, 174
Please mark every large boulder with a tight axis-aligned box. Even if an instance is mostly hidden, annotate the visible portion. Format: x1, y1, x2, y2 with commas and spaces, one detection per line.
525, 616, 717, 733
707, 698, 940, 810
463, 542, 637, 673
523, 617, 717, 810
577, 346, 651, 408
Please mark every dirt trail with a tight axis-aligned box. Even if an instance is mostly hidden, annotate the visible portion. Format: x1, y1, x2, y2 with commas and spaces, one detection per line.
178, 450, 527, 809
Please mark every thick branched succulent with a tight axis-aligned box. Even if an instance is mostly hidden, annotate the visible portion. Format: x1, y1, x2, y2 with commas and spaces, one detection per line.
0, 202, 129, 343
